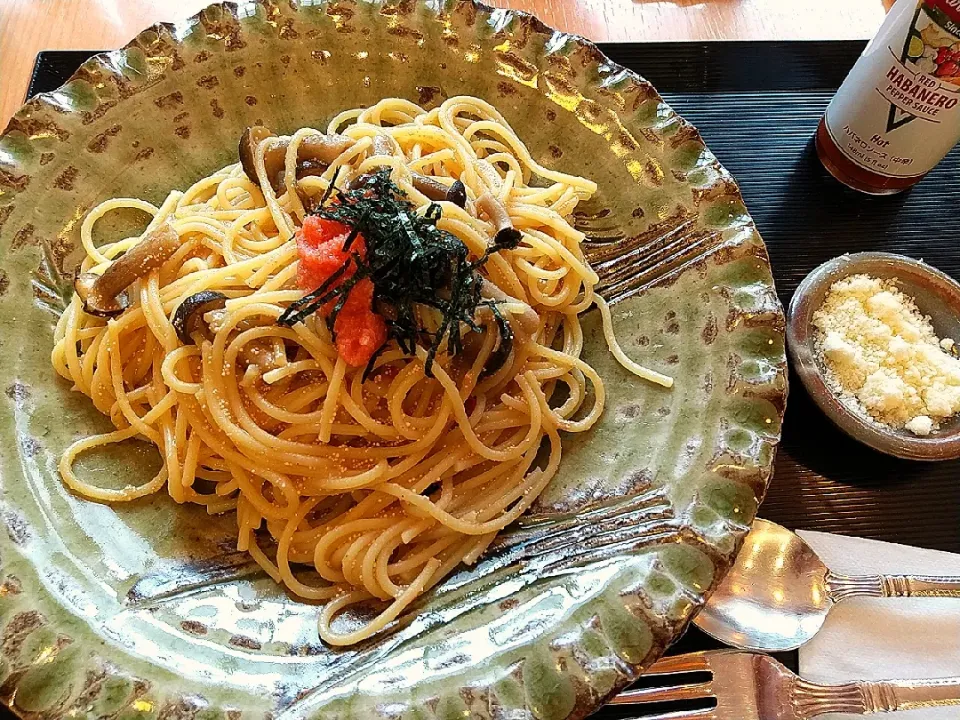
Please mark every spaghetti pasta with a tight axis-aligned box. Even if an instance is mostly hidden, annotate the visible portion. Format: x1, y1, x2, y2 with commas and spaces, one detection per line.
52, 96, 672, 646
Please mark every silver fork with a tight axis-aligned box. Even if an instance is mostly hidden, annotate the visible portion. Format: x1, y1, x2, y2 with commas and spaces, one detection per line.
610, 650, 960, 719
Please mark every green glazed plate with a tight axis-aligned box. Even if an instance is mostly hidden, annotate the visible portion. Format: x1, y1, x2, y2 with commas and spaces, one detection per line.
0, 2, 787, 718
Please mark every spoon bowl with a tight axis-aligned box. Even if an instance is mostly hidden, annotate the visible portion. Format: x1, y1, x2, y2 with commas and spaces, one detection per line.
694, 520, 831, 651
694, 519, 960, 651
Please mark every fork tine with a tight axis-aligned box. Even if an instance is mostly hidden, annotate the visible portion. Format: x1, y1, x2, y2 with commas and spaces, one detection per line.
609, 681, 713, 706
606, 707, 715, 720
644, 652, 713, 675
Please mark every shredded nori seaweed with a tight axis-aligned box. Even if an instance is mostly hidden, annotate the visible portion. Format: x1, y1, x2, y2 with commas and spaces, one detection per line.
278, 169, 521, 376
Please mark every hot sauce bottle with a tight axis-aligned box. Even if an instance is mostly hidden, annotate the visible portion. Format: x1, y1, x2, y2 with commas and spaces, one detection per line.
816, 0, 960, 194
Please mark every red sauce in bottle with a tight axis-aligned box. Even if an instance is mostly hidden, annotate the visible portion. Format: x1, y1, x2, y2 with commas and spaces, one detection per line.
817, 0, 960, 195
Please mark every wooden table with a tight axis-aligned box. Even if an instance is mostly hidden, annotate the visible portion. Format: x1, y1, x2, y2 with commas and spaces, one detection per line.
1, 0, 894, 128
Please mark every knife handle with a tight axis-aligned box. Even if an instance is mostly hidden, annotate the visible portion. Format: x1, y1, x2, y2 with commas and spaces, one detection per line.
826, 571, 960, 601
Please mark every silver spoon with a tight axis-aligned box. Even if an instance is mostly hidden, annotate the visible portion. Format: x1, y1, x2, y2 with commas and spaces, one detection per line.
694, 519, 960, 651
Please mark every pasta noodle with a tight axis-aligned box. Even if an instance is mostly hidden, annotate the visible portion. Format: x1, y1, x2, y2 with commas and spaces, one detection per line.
52, 96, 672, 645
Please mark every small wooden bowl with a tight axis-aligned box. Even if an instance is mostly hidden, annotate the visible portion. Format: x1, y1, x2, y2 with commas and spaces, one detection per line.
787, 252, 960, 461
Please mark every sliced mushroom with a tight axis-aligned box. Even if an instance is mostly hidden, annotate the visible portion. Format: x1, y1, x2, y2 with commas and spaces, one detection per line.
476, 193, 522, 249
347, 172, 376, 192
74, 274, 123, 318
172, 292, 285, 371
480, 279, 538, 337
299, 134, 355, 166
351, 134, 397, 187
411, 174, 467, 208
239, 126, 279, 189
296, 158, 328, 180
474, 279, 539, 378
357, 136, 466, 205
239, 125, 355, 192
278, 158, 329, 196
480, 306, 514, 378
74, 223, 180, 317
172, 290, 228, 345
445, 180, 468, 208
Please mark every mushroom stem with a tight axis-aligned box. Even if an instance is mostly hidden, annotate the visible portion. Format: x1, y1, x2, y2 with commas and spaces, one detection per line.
75, 223, 180, 317
364, 136, 469, 208
98, 224, 180, 299
172, 290, 228, 345
299, 134, 355, 165
479, 305, 514, 378
480, 279, 539, 337
475, 282, 539, 378
411, 174, 468, 208
347, 172, 376, 192
239, 126, 355, 191
351, 134, 397, 187
476, 193, 522, 249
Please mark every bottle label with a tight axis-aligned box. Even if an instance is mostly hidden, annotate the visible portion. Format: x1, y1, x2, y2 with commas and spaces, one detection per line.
825, 0, 960, 179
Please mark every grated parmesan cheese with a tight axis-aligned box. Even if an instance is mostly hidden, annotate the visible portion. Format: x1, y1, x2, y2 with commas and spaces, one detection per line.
811, 274, 960, 435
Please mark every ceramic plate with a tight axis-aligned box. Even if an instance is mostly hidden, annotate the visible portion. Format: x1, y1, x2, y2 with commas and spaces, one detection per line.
0, 2, 786, 718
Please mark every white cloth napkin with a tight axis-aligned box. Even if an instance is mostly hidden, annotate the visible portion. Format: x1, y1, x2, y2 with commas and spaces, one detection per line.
798, 531, 960, 720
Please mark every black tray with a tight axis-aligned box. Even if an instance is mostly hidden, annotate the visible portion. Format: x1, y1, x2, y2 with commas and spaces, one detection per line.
21, 42, 960, 716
